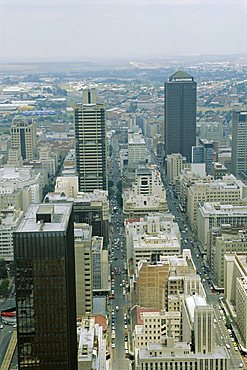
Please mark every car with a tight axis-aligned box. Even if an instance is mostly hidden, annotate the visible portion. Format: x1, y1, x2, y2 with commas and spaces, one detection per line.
13, 324, 17, 328
0, 324, 3, 329
239, 364, 243, 368
112, 342, 115, 348
115, 306, 119, 311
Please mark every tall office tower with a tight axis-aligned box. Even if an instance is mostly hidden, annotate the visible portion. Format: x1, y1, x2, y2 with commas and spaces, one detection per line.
232, 110, 247, 176
194, 305, 215, 354
11, 116, 37, 161
165, 71, 197, 162
13, 204, 77, 370
74, 88, 108, 192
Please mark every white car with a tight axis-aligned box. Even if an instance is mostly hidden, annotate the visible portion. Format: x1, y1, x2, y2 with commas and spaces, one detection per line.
115, 306, 119, 311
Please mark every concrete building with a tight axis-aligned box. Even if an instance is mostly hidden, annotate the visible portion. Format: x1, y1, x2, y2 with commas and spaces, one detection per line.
125, 213, 180, 265
38, 146, 57, 176
232, 111, 247, 176
211, 227, 247, 289
45, 189, 110, 246
74, 224, 93, 316
134, 310, 181, 348
187, 175, 246, 231
11, 115, 37, 161
92, 236, 109, 293
0, 167, 41, 212
192, 139, 214, 175
135, 293, 228, 370
135, 341, 228, 370
197, 202, 247, 257
13, 203, 77, 370
78, 317, 107, 370
73, 191, 110, 246
0, 207, 23, 261
133, 251, 202, 311
225, 253, 247, 351
132, 230, 181, 271
165, 71, 196, 162
128, 128, 148, 170
199, 120, 224, 142
123, 167, 168, 218
166, 153, 184, 185
74, 88, 108, 192
211, 162, 228, 179
178, 167, 209, 209
7, 147, 23, 167
134, 260, 170, 310
55, 175, 79, 198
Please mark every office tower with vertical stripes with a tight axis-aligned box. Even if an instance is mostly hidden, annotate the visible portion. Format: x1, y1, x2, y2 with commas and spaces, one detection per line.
232, 110, 247, 176
74, 89, 108, 192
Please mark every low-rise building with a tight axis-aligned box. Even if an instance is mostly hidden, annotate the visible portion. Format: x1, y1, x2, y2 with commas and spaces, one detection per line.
0, 207, 23, 261
0, 166, 41, 211
197, 202, 247, 257
187, 175, 246, 232
123, 167, 168, 218
225, 253, 247, 351
211, 227, 247, 289
74, 224, 93, 316
78, 317, 107, 370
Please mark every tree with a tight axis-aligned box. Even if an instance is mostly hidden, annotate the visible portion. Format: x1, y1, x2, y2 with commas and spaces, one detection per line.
42, 183, 55, 200
116, 180, 122, 193
116, 192, 123, 208
0, 279, 9, 296
8, 261, 15, 278
0, 259, 7, 279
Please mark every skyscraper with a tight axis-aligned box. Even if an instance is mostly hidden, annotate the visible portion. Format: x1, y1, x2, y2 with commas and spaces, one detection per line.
192, 139, 214, 175
232, 110, 247, 176
14, 203, 77, 370
165, 71, 197, 162
74, 88, 108, 192
11, 116, 37, 161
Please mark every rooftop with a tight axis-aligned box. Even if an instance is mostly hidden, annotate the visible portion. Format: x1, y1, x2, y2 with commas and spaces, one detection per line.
15, 203, 72, 233
185, 295, 207, 323
169, 70, 194, 82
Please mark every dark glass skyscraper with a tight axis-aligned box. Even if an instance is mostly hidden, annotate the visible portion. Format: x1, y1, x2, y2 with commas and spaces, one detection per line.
13, 203, 77, 370
165, 71, 197, 162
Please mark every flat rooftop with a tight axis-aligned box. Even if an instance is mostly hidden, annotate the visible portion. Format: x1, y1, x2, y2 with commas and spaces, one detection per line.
16, 203, 72, 233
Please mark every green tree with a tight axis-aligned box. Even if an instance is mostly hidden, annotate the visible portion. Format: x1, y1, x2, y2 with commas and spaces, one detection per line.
0, 259, 7, 279
42, 183, 55, 200
0, 279, 9, 296
8, 261, 15, 278
116, 180, 122, 193
116, 192, 123, 208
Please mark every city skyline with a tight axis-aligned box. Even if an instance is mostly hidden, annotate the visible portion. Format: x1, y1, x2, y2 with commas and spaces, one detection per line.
1, 0, 247, 61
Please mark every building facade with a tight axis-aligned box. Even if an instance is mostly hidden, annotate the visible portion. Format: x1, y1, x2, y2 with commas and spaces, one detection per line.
11, 116, 37, 161
74, 88, 108, 192
232, 111, 247, 176
165, 71, 196, 162
13, 203, 77, 370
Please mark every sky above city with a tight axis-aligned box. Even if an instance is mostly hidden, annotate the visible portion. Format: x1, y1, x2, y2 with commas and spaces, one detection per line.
1, 0, 247, 61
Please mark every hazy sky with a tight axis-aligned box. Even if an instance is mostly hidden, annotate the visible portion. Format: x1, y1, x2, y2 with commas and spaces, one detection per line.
1, 0, 247, 61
